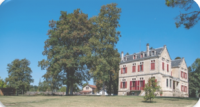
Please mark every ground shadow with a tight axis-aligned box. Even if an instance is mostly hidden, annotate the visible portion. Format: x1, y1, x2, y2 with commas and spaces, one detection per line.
142, 101, 157, 103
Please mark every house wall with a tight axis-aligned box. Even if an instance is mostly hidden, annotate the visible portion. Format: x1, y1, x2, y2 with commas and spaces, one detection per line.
0, 90, 3, 96
171, 68, 179, 78
119, 57, 160, 77
118, 45, 188, 97
118, 74, 163, 95
159, 46, 171, 76
83, 85, 93, 91
178, 59, 189, 97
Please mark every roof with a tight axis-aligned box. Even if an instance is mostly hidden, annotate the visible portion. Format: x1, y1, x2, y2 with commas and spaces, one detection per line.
88, 85, 97, 89
120, 47, 164, 64
80, 90, 91, 93
171, 59, 183, 68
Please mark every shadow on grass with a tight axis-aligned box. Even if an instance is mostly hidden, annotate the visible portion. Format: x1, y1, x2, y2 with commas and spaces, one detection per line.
142, 101, 157, 103
155, 97, 198, 101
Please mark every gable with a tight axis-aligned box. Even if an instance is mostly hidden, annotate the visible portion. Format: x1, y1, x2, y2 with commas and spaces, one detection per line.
160, 46, 171, 61
180, 58, 188, 69
83, 85, 92, 90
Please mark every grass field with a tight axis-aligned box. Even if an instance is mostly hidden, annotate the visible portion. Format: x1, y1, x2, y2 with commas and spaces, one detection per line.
0, 96, 198, 107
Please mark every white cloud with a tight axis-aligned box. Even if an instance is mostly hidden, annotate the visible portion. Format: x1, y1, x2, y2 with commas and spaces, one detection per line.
0, 0, 5, 5
194, 0, 200, 8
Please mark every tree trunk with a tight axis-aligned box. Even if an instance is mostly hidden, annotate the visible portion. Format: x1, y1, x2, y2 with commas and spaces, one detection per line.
109, 72, 112, 96
66, 83, 69, 95
66, 72, 69, 96
102, 82, 105, 95
70, 80, 73, 95
17, 89, 18, 96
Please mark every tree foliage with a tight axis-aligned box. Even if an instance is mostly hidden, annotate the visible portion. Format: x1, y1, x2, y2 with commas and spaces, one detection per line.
82, 83, 88, 89
0, 77, 7, 88
38, 9, 92, 95
144, 78, 161, 102
175, 57, 181, 59
88, 3, 121, 95
6, 59, 34, 95
59, 84, 80, 92
188, 58, 200, 97
29, 85, 38, 92
38, 80, 51, 92
165, 0, 200, 29
59, 86, 66, 92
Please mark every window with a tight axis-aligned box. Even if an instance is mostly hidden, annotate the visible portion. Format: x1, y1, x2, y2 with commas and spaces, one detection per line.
123, 68, 126, 73
181, 85, 183, 91
185, 86, 187, 92
181, 85, 187, 92
162, 62, 164, 70
185, 73, 187, 79
141, 54, 143, 58
121, 67, 127, 74
86, 87, 89, 90
132, 81, 136, 87
151, 60, 155, 70
166, 79, 168, 87
140, 65, 143, 71
181, 71, 183, 77
140, 81, 143, 87
133, 55, 136, 59
152, 51, 154, 55
138, 62, 143, 72
121, 82, 127, 88
167, 64, 169, 72
132, 66, 136, 72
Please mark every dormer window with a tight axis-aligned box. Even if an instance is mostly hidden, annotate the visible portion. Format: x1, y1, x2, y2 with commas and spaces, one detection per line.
141, 54, 143, 58
152, 51, 155, 55
133, 55, 136, 59
124, 57, 127, 61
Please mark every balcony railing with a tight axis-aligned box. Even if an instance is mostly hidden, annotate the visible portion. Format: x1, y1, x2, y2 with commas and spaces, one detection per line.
130, 86, 144, 91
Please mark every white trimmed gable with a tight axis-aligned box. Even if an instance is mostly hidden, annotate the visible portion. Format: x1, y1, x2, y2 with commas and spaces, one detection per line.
160, 46, 171, 61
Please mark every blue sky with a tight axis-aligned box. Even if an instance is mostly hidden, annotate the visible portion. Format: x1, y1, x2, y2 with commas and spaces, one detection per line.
0, 0, 199, 86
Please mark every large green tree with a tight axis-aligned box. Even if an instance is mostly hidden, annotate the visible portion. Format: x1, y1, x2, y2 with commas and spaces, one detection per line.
188, 58, 200, 97
88, 3, 121, 95
38, 9, 92, 95
165, 0, 200, 29
0, 77, 7, 88
6, 59, 34, 95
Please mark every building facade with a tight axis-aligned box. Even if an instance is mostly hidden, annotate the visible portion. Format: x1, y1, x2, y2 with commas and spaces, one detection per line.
80, 84, 96, 95
118, 44, 188, 97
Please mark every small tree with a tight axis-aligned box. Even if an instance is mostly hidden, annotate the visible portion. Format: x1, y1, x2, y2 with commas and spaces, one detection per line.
144, 78, 160, 102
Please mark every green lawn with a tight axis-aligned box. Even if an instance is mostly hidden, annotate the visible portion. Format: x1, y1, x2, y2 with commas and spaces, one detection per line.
0, 96, 198, 107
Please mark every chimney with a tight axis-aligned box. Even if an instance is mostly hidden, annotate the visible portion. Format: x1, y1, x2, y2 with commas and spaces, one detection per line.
164, 45, 166, 48
146, 43, 149, 56
121, 51, 124, 61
